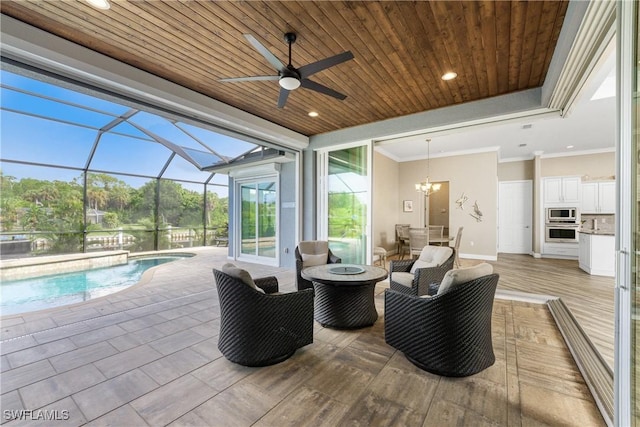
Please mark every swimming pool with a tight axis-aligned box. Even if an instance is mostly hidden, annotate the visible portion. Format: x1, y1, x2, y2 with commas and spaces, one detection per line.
1, 255, 191, 315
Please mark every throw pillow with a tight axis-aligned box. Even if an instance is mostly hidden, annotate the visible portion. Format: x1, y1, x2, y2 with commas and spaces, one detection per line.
410, 246, 453, 273
410, 260, 438, 274
301, 253, 327, 268
436, 262, 493, 295
298, 240, 329, 255
221, 263, 261, 292
431, 247, 453, 265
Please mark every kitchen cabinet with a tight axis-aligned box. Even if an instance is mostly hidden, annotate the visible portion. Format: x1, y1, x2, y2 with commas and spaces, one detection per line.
543, 242, 578, 258
578, 231, 615, 277
544, 176, 581, 206
581, 181, 615, 214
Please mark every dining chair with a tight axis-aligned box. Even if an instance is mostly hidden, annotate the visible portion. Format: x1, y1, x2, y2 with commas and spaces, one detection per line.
395, 224, 410, 259
453, 226, 464, 267
408, 227, 429, 258
427, 225, 444, 246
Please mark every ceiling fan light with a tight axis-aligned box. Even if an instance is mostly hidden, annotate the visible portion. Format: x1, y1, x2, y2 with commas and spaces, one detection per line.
86, 0, 111, 10
279, 76, 301, 91
441, 71, 457, 81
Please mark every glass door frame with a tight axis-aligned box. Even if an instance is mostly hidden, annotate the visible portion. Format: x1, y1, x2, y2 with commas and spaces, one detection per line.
616, 1, 636, 425
316, 141, 373, 265
234, 174, 279, 267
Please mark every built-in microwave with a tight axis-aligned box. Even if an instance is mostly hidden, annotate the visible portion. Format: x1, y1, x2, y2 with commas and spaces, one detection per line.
546, 207, 578, 223
545, 224, 579, 243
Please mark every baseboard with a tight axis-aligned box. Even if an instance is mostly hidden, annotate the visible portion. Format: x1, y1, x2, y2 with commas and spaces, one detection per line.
459, 252, 498, 262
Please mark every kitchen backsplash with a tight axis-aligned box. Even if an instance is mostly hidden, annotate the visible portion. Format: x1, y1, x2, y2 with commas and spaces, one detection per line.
580, 213, 615, 233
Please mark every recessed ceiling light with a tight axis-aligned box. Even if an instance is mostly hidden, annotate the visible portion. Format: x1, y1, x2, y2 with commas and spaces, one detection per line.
441, 72, 457, 81
566, 145, 574, 149
86, 0, 111, 10
308, 111, 319, 117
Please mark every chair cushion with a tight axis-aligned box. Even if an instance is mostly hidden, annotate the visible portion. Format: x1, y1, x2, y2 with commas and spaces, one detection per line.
221, 263, 263, 293
298, 240, 329, 255
301, 253, 327, 268
298, 241, 330, 267
437, 263, 493, 295
410, 246, 453, 273
391, 272, 414, 288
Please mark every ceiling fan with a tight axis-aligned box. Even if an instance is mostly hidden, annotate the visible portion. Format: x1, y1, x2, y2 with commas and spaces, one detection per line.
220, 32, 354, 108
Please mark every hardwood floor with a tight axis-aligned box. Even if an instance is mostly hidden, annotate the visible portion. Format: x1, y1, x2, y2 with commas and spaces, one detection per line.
0, 248, 609, 426
477, 254, 614, 370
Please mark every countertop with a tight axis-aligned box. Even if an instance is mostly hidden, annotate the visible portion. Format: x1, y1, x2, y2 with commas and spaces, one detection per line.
579, 230, 615, 236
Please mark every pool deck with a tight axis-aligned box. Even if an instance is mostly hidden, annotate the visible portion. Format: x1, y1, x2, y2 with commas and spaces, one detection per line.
0, 247, 300, 425
0, 247, 604, 426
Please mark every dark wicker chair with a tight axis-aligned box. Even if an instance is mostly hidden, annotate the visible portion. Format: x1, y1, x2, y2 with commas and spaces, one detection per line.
384, 273, 499, 377
295, 241, 341, 291
389, 248, 455, 296
213, 269, 314, 367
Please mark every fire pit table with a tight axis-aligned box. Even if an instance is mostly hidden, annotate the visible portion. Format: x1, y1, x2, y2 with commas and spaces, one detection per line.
301, 264, 388, 329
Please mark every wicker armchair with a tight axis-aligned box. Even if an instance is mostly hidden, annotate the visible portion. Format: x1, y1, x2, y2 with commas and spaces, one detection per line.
295, 240, 341, 291
213, 268, 314, 367
389, 246, 454, 296
384, 271, 499, 377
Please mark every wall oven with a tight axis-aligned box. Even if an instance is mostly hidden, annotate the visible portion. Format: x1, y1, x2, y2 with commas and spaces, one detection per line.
545, 224, 579, 243
546, 207, 578, 222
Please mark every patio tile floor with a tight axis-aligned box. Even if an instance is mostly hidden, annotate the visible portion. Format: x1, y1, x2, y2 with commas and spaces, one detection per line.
0, 247, 605, 426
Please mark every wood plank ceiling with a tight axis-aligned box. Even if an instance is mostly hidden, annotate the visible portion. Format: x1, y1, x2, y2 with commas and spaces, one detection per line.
0, 1, 569, 137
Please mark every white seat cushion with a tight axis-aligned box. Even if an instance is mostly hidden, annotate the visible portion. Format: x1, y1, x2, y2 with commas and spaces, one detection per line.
410, 246, 453, 273
221, 263, 263, 293
298, 241, 330, 267
436, 263, 493, 295
391, 272, 414, 288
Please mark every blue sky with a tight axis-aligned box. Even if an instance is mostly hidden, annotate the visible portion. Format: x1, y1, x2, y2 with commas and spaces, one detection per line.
0, 69, 250, 193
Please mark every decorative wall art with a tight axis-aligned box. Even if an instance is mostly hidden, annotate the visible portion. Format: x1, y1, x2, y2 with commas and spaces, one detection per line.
455, 193, 469, 210
470, 200, 483, 222
403, 200, 413, 212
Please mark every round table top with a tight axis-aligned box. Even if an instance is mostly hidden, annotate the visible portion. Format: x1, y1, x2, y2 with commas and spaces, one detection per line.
301, 264, 388, 286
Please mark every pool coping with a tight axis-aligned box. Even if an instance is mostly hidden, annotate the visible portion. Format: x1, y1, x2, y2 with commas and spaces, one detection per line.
0, 249, 198, 318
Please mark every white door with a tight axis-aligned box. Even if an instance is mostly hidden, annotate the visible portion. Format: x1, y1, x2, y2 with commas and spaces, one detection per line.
498, 181, 532, 254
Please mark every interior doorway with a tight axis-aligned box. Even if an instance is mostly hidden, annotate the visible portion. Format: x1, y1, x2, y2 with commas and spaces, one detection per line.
498, 180, 533, 254
425, 181, 449, 235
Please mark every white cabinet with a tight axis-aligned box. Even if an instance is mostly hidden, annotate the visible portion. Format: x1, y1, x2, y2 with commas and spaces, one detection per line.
544, 177, 581, 206
581, 181, 615, 214
579, 232, 615, 277
543, 242, 578, 258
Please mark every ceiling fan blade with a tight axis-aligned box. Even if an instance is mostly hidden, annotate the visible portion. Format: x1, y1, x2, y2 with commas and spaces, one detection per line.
300, 79, 347, 100
277, 87, 290, 108
244, 34, 285, 71
298, 51, 354, 79
219, 75, 279, 82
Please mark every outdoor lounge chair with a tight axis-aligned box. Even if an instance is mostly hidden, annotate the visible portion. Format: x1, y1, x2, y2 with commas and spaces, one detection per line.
213, 265, 314, 366
389, 245, 454, 296
295, 240, 341, 291
385, 263, 499, 377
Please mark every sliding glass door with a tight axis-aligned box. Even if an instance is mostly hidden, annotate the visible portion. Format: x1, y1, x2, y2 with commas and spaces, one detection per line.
237, 179, 278, 264
617, 1, 638, 425
318, 144, 371, 265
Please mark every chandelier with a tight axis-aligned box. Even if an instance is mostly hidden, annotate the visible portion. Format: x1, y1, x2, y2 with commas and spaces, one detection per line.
415, 139, 441, 197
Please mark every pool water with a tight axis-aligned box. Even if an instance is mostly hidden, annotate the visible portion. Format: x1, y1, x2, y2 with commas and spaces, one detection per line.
1, 255, 190, 315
